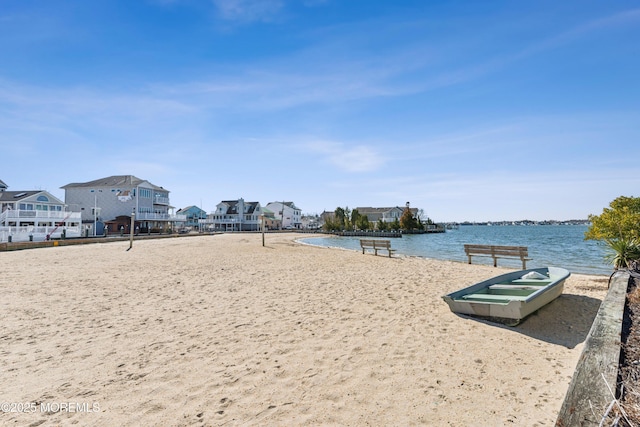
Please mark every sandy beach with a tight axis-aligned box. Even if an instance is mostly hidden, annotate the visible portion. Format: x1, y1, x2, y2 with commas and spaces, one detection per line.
0, 233, 609, 426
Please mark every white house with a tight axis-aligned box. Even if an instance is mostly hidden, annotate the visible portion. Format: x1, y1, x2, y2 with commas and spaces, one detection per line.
207, 198, 263, 231
355, 206, 406, 223
0, 182, 82, 242
61, 175, 186, 234
265, 201, 302, 229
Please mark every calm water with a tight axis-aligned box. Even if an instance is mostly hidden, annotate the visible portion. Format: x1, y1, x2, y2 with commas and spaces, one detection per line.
300, 225, 612, 276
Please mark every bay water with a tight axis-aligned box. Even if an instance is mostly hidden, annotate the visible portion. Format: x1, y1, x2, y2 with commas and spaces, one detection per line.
300, 225, 612, 276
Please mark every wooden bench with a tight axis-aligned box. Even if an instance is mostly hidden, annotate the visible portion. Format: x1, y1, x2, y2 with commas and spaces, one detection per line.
360, 239, 396, 257
464, 244, 531, 269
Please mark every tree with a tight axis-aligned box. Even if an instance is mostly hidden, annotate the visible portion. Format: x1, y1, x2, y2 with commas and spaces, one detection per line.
377, 219, 388, 231
334, 207, 346, 230
390, 218, 401, 231
356, 215, 370, 230
585, 196, 640, 241
322, 217, 338, 231
351, 209, 361, 230
400, 207, 418, 230
343, 206, 353, 231
586, 196, 640, 270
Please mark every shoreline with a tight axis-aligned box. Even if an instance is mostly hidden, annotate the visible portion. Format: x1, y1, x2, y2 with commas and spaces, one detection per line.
297, 232, 611, 277
1, 233, 608, 425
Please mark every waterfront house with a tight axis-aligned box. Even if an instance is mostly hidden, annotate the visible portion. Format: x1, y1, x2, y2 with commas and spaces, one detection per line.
356, 206, 418, 225
176, 205, 207, 230
0, 181, 82, 242
207, 198, 263, 231
265, 201, 302, 229
61, 175, 186, 234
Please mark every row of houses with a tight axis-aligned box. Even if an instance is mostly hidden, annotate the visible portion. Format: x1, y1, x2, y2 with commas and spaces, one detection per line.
179, 200, 302, 232
0, 176, 303, 242
1, 175, 424, 243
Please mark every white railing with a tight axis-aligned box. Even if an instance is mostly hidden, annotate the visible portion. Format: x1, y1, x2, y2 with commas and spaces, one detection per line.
213, 219, 260, 224
1, 210, 82, 222
0, 226, 82, 242
153, 196, 170, 205
136, 213, 187, 222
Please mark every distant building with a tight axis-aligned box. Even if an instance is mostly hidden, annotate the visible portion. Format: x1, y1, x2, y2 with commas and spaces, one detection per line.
61, 175, 185, 234
301, 214, 321, 229
265, 201, 302, 229
0, 181, 82, 242
261, 208, 281, 230
207, 198, 263, 231
176, 205, 207, 230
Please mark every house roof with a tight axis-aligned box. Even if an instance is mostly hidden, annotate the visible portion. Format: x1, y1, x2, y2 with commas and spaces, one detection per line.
61, 175, 168, 192
177, 205, 206, 213
356, 206, 418, 214
269, 201, 300, 210
0, 190, 63, 204
219, 200, 260, 215
0, 190, 41, 202
0, 179, 7, 190
355, 207, 399, 214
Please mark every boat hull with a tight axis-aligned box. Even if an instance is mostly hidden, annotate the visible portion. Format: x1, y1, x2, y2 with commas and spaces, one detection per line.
442, 267, 570, 323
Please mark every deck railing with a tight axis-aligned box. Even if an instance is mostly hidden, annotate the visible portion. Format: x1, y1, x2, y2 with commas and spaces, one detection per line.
0, 225, 82, 242
136, 213, 187, 222
0, 210, 81, 222
153, 196, 170, 205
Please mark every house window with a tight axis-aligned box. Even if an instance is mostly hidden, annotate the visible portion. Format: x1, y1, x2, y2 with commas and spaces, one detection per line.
140, 188, 152, 198
36, 195, 49, 202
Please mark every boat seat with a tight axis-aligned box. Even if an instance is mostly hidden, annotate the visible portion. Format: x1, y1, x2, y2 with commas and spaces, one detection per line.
488, 284, 545, 291
460, 293, 530, 302
511, 279, 552, 284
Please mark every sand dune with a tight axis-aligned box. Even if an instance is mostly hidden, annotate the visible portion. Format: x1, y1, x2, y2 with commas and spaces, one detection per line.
0, 233, 608, 426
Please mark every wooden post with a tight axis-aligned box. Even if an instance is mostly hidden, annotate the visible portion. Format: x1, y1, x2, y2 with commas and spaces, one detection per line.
261, 214, 265, 247
128, 212, 135, 251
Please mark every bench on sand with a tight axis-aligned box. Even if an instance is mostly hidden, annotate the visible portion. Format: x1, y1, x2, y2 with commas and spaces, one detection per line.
464, 244, 531, 269
360, 239, 396, 257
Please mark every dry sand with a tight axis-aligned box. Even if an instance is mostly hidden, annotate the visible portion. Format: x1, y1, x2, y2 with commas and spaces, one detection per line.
0, 233, 609, 426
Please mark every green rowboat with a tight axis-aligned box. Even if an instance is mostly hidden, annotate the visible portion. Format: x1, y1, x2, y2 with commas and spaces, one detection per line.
442, 267, 570, 325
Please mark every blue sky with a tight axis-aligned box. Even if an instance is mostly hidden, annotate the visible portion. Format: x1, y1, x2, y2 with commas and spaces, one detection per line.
1, 0, 638, 222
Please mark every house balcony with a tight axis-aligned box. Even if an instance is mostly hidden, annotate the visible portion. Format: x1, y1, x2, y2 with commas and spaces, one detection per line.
153, 196, 170, 206
136, 213, 187, 222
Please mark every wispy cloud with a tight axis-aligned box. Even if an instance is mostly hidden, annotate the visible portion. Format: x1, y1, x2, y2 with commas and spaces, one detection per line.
302, 140, 385, 173
212, 0, 284, 23
512, 8, 640, 61
0, 79, 197, 131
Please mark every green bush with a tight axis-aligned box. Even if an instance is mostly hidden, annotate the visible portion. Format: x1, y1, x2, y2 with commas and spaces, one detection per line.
604, 238, 640, 270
